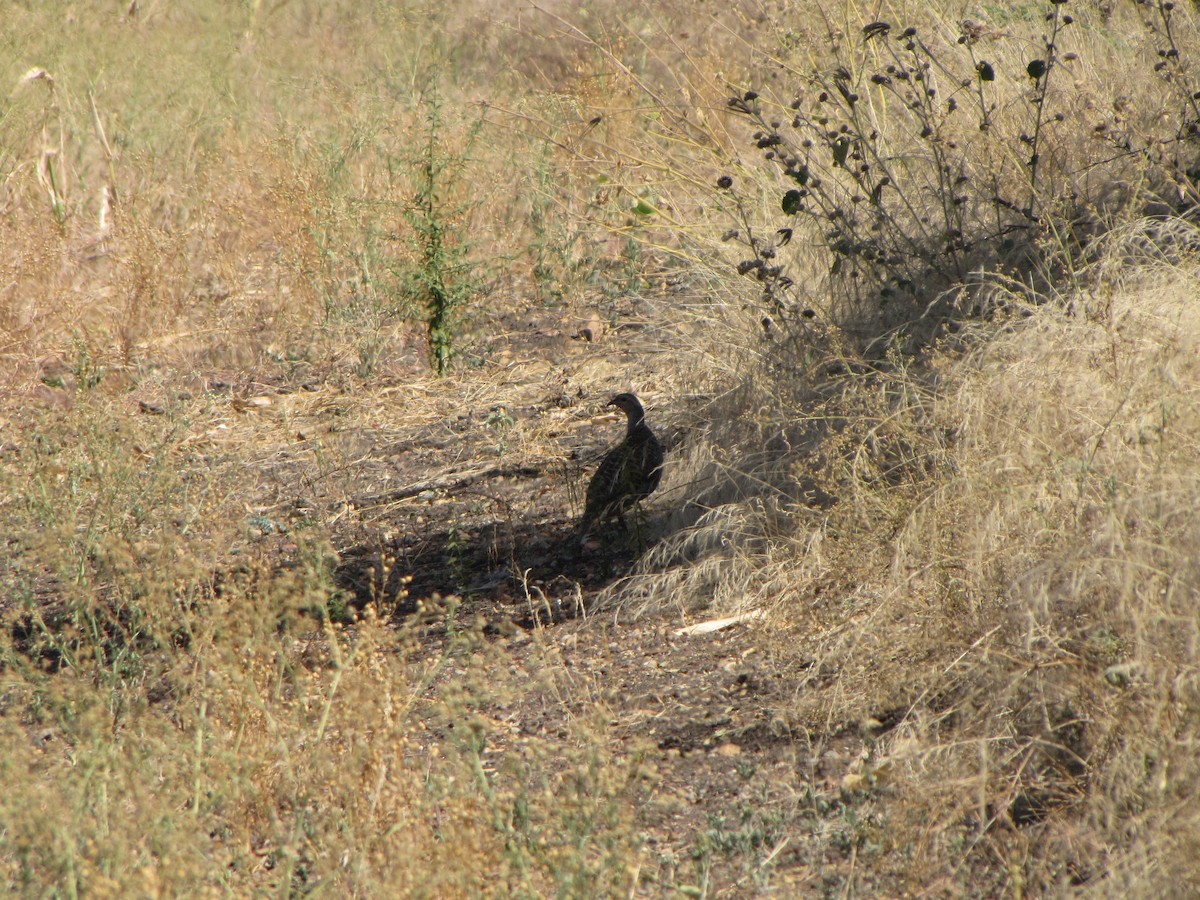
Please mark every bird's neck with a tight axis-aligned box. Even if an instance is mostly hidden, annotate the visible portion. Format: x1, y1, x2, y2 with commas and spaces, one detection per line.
625, 411, 645, 434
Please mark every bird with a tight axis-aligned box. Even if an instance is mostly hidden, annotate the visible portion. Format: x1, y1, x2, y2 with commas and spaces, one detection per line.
580, 392, 665, 533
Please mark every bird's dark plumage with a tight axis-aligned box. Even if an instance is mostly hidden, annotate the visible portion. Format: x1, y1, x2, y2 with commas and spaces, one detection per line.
580, 393, 664, 531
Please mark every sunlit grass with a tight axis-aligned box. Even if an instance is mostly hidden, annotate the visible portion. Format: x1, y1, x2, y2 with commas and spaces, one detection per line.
2, 0, 1200, 894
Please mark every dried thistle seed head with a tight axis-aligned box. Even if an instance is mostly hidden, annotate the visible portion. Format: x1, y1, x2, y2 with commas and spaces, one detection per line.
716, 175, 733, 189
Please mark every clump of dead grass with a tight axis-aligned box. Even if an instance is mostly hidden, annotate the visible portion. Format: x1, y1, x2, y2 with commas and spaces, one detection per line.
753, 222, 1200, 893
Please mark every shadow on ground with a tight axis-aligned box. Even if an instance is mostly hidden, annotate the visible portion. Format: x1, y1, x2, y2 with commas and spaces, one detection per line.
334, 515, 657, 629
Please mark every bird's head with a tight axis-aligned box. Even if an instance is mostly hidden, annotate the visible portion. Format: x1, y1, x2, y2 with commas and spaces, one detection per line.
608, 392, 646, 427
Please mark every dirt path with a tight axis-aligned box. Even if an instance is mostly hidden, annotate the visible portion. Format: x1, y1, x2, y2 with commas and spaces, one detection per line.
219, 293, 872, 894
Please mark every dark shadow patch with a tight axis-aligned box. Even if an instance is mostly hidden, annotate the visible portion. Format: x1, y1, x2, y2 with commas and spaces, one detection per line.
333, 514, 657, 629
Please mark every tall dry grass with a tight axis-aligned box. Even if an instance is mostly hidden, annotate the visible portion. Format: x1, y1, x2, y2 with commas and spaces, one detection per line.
0, 0, 644, 384
880, 226, 1200, 892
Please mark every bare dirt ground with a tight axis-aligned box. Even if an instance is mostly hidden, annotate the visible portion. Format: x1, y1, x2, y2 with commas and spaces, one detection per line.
194, 288, 874, 894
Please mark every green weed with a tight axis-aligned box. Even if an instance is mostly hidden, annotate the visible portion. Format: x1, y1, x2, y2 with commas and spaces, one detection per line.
398, 84, 487, 375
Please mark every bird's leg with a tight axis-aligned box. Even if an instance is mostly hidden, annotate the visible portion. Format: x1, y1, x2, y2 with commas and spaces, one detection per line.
629, 503, 650, 554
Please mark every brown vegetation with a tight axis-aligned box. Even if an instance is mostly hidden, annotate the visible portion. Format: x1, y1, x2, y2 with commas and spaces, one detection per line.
2, 0, 1200, 895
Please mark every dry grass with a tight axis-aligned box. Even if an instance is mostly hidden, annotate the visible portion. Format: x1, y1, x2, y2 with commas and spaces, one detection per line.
3, 0, 1200, 895
890, 237, 1200, 892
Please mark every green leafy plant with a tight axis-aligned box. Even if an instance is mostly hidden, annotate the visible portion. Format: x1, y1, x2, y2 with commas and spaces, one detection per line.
399, 85, 487, 375
484, 403, 515, 453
